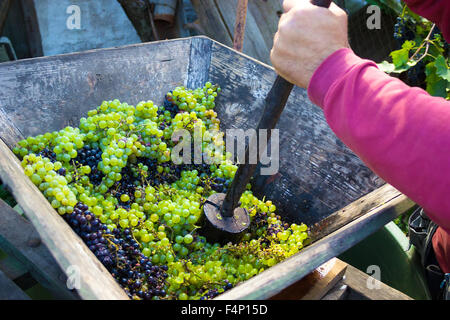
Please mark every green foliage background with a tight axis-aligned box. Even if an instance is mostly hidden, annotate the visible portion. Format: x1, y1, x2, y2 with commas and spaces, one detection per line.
375, 1, 449, 99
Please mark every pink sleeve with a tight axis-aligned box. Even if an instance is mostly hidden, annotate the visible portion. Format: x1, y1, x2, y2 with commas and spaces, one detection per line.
404, 0, 450, 42
308, 48, 450, 232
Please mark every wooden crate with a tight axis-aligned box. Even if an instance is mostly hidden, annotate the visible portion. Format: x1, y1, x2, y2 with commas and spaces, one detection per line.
0, 36, 415, 299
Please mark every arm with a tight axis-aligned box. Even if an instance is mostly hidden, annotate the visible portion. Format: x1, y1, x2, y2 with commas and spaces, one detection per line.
271, 0, 450, 231
404, 0, 450, 42
308, 48, 450, 232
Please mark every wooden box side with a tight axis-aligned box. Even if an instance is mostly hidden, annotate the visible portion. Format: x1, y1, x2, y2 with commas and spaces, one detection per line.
0, 38, 193, 140
0, 37, 414, 301
0, 38, 199, 299
216, 185, 414, 299
207, 40, 385, 225
0, 138, 128, 299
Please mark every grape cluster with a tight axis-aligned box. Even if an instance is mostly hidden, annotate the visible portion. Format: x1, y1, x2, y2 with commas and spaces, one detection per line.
404, 60, 426, 88
161, 92, 180, 117
37, 147, 57, 162
394, 17, 415, 44
109, 228, 168, 299
74, 145, 103, 185
15, 82, 310, 299
199, 281, 233, 300
65, 202, 168, 299
65, 202, 114, 267
207, 177, 229, 193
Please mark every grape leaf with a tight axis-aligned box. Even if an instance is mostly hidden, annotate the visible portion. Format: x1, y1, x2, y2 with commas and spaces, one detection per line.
378, 60, 417, 74
402, 40, 416, 51
425, 61, 448, 98
434, 55, 450, 82
390, 41, 415, 68
377, 61, 396, 73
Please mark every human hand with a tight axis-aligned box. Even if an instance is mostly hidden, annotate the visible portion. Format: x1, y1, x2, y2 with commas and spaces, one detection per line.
270, 0, 349, 88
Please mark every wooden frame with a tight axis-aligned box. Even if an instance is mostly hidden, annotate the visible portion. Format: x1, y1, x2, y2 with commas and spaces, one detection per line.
0, 197, 78, 299
0, 36, 414, 299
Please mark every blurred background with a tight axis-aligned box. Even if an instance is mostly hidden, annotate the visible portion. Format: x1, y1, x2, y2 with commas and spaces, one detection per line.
0, 0, 401, 65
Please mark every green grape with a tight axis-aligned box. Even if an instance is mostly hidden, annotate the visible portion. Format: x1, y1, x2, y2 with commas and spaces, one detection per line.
15, 82, 310, 300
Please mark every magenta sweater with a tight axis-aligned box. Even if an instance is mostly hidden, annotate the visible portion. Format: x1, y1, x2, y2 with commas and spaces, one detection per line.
307, 0, 450, 272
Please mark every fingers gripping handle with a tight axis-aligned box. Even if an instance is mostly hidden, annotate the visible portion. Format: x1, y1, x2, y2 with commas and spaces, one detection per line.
222, 0, 333, 217
259, 0, 334, 134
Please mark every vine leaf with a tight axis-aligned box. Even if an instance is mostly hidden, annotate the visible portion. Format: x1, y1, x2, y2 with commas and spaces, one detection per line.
377, 60, 417, 74
425, 61, 448, 98
377, 61, 396, 73
390, 40, 415, 68
434, 55, 450, 82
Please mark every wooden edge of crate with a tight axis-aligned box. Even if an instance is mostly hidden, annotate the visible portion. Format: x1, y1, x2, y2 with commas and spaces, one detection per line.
343, 264, 413, 300
0, 198, 79, 299
0, 108, 24, 150
0, 139, 128, 300
0, 36, 198, 68
186, 36, 212, 89
308, 183, 405, 242
215, 185, 415, 300
270, 257, 348, 300
0, 268, 31, 300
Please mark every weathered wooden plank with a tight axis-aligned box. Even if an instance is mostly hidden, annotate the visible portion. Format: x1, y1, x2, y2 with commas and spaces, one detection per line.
0, 38, 191, 138
0, 198, 78, 299
190, 0, 233, 47
0, 268, 30, 300
300, 258, 347, 300
214, 0, 270, 64
321, 278, 348, 300
216, 186, 414, 300
209, 41, 386, 225
270, 258, 347, 300
0, 139, 128, 299
309, 183, 408, 241
0, 255, 28, 281
247, 0, 282, 57
343, 264, 413, 300
0, 108, 24, 149
186, 36, 212, 89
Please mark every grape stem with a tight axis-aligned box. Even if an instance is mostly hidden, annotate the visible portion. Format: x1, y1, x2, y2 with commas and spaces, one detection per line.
410, 24, 436, 63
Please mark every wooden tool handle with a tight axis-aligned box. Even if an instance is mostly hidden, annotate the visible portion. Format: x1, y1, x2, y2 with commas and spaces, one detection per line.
261, 0, 333, 127
254, 0, 333, 128
311, 0, 333, 7
255, 0, 334, 133
222, 0, 333, 217
221, 77, 292, 217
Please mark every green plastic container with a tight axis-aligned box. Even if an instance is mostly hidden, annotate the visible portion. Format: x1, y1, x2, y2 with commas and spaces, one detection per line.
339, 221, 430, 300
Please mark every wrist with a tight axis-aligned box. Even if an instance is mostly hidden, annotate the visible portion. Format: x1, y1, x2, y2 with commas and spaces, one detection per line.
307, 48, 369, 108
